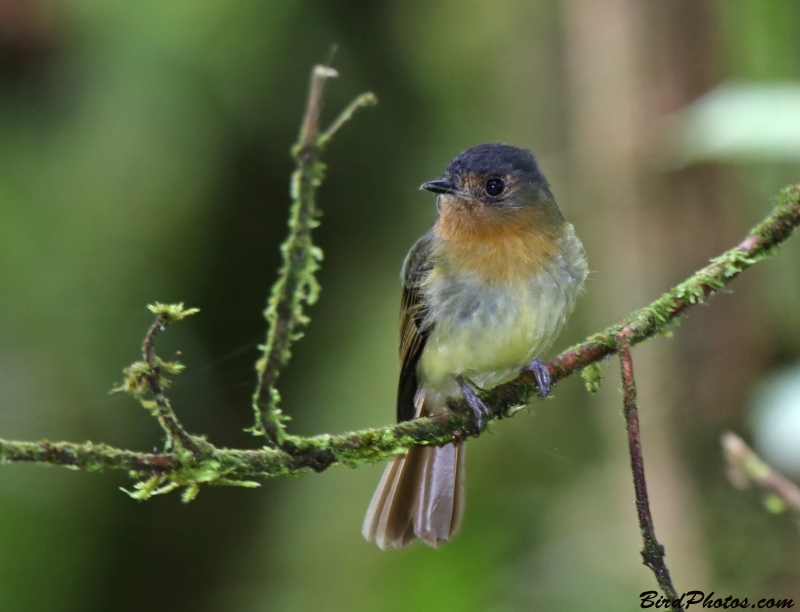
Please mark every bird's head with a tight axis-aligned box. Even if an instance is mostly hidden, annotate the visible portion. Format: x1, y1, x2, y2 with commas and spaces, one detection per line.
421, 143, 567, 274
421, 143, 560, 219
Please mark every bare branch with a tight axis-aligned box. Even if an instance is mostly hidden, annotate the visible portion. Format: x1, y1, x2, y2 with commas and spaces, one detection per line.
297, 65, 338, 152
619, 338, 682, 611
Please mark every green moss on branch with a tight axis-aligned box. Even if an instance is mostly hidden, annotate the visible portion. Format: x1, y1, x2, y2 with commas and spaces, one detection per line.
251, 65, 376, 447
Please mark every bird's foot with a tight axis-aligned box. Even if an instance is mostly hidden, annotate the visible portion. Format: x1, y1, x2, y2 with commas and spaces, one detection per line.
456, 375, 490, 431
523, 358, 551, 398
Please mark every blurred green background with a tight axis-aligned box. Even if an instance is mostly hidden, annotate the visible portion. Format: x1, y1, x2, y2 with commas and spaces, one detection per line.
1, 1, 800, 610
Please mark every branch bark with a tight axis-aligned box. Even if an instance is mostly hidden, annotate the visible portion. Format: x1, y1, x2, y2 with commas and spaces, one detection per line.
619, 338, 682, 611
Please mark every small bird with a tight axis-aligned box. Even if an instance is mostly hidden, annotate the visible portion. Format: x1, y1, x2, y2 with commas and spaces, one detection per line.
362, 143, 588, 549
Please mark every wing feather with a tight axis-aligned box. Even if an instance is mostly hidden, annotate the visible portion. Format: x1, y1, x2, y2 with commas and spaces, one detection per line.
396, 232, 435, 422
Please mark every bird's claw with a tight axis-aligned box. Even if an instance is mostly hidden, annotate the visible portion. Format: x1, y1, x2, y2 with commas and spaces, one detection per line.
456, 375, 490, 431
523, 358, 551, 398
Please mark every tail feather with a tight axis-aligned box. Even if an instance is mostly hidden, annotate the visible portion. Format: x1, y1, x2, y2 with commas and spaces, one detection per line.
375, 447, 425, 549
361, 453, 403, 543
362, 442, 465, 549
416, 442, 465, 545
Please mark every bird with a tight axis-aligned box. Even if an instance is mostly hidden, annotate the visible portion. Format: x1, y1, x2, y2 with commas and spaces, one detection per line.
362, 143, 588, 549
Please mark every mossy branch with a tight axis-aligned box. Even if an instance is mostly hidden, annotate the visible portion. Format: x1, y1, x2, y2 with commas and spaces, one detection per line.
111, 302, 207, 456
251, 64, 376, 448
0, 64, 799, 504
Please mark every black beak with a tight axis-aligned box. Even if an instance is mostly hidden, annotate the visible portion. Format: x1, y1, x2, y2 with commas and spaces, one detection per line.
420, 178, 457, 195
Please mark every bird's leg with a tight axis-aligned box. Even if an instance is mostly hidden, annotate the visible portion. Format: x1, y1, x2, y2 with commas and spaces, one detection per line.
522, 358, 551, 398
456, 375, 490, 431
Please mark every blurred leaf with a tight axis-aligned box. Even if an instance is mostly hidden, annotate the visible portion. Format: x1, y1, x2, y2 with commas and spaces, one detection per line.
671, 82, 800, 165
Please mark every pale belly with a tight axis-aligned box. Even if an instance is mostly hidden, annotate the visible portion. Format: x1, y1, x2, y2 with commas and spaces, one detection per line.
418, 241, 587, 394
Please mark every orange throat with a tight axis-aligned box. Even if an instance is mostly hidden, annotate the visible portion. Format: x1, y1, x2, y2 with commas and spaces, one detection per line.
433, 198, 564, 282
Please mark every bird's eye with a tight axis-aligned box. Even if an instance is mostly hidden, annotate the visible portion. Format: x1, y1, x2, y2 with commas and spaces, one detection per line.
485, 178, 504, 197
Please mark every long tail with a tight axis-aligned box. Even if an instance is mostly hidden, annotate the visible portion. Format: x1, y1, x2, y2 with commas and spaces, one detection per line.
362, 442, 465, 549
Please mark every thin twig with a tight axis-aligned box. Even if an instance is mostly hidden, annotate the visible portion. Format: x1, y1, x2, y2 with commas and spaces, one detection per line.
318, 92, 378, 147
252, 64, 375, 447
619, 338, 682, 611
722, 432, 800, 514
141, 315, 203, 454
297, 65, 338, 152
